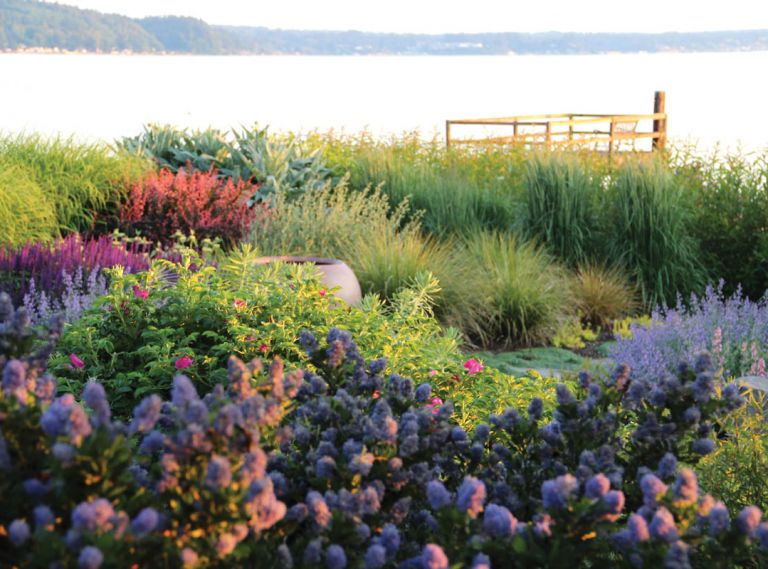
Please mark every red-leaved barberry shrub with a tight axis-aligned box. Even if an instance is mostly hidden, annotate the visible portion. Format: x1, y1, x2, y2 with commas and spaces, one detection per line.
120, 167, 258, 245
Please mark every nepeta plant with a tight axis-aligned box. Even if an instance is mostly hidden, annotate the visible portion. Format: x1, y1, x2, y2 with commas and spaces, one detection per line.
610, 282, 768, 381
23, 266, 109, 325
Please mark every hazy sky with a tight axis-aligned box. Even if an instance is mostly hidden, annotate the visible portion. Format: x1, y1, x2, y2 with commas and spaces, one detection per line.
52, 0, 768, 34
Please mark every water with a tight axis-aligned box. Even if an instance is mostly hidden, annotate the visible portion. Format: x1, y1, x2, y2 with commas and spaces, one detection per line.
1, 52, 767, 152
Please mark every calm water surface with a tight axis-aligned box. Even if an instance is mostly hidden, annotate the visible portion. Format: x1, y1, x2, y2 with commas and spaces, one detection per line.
1, 52, 767, 151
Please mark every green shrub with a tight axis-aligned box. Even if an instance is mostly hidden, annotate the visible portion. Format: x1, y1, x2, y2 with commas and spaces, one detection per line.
0, 134, 148, 235
676, 149, 768, 300
461, 230, 573, 347
697, 389, 768, 513
522, 152, 600, 266
51, 252, 464, 417
572, 263, 638, 329
606, 158, 706, 308
0, 163, 58, 246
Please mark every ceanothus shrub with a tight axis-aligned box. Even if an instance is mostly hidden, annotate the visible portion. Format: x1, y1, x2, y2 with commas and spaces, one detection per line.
1, 293, 767, 568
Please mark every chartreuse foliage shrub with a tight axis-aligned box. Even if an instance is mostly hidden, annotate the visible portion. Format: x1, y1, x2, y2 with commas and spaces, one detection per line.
118, 124, 333, 203
0, 133, 149, 235
50, 252, 464, 418
2, 295, 768, 567
0, 162, 58, 246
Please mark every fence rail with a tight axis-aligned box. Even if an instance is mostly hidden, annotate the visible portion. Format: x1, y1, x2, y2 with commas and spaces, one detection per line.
446, 91, 667, 154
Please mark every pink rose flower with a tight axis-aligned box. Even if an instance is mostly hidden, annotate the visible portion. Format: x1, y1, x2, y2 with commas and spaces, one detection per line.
464, 358, 484, 375
132, 285, 149, 300
234, 299, 246, 309
175, 355, 194, 370
428, 369, 438, 377
425, 396, 443, 415
246, 336, 256, 342
319, 289, 327, 297
259, 344, 269, 353
70, 353, 85, 369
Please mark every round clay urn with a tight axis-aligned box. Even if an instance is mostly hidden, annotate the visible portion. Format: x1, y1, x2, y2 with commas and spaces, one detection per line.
253, 256, 363, 306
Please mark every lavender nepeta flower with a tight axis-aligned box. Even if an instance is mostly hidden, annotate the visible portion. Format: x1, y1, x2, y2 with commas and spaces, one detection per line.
471, 553, 491, 569
364, 545, 387, 569
756, 523, 768, 551
708, 501, 730, 536
23, 478, 50, 499
41, 394, 92, 445
420, 544, 448, 569
326, 544, 347, 569
130, 395, 162, 434
2, 359, 27, 403
482, 503, 518, 537
304, 539, 323, 565
34, 505, 55, 529
456, 476, 486, 518
299, 330, 319, 354
245, 478, 286, 533
649, 507, 679, 542
533, 513, 553, 538
414, 383, 432, 402
130, 507, 159, 537
542, 474, 578, 510
603, 490, 625, 519
368, 357, 386, 375
52, 442, 75, 465
427, 480, 451, 511
349, 452, 375, 477
556, 384, 576, 406
585, 473, 611, 499
35, 374, 57, 404
78, 546, 104, 569
8, 519, 30, 546
737, 506, 763, 537
139, 430, 165, 455
206, 455, 233, 489
83, 381, 111, 428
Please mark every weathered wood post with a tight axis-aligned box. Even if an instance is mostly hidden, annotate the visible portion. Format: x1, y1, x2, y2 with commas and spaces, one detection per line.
652, 90, 667, 151
608, 117, 616, 155
445, 120, 452, 149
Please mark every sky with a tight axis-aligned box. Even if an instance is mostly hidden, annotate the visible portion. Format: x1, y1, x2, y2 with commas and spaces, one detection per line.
51, 0, 768, 34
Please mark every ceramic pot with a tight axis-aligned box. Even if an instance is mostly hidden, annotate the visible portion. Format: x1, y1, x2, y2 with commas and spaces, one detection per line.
253, 256, 363, 305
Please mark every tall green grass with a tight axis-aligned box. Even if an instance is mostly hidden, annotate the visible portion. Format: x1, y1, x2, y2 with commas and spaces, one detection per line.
0, 134, 149, 235
461, 231, 573, 347
606, 159, 707, 308
314, 132, 523, 237
0, 163, 58, 246
522, 152, 601, 266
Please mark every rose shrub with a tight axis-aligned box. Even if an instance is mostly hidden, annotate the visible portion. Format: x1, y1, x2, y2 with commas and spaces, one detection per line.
2, 294, 767, 568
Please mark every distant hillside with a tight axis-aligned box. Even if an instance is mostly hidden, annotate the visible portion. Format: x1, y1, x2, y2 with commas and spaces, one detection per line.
1, 0, 767, 55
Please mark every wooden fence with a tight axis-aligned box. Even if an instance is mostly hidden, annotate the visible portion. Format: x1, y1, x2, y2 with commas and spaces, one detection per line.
446, 91, 667, 154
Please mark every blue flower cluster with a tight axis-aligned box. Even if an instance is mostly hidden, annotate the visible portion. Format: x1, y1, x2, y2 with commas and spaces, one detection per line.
0, 300, 766, 568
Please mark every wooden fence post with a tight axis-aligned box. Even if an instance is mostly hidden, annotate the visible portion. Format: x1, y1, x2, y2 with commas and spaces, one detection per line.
445, 121, 452, 149
652, 91, 666, 151
608, 117, 616, 155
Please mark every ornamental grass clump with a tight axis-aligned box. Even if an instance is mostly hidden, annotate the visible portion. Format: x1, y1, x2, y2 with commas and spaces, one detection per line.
0, 163, 59, 247
609, 281, 768, 382
1, 294, 767, 567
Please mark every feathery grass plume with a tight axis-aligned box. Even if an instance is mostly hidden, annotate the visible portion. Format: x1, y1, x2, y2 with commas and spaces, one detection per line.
0, 133, 149, 235
572, 263, 638, 329
0, 162, 58, 246
522, 152, 601, 266
461, 230, 573, 347
605, 157, 706, 308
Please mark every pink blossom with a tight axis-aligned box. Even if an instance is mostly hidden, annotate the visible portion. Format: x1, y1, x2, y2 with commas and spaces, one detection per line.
70, 353, 85, 369
246, 336, 256, 342
175, 356, 194, 370
259, 344, 269, 353
425, 396, 443, 415
373, 390, 381, 400
319, 289, 327, 297
234, 299, 246, 309
428, 369, 438, 377
464, 358, 484, 375
132, 285, 149, 300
